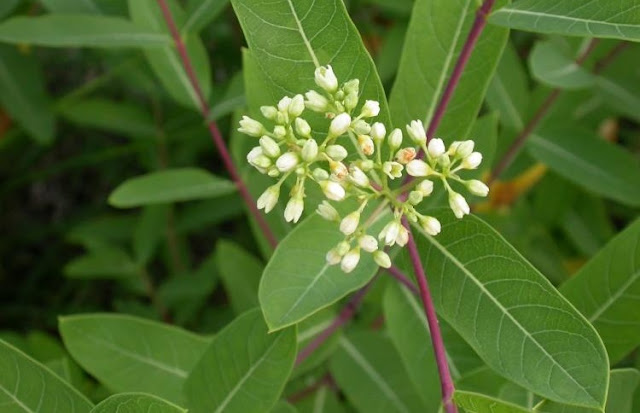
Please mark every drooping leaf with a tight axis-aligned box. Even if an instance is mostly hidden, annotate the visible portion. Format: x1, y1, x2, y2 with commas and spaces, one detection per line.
454, 391, 533, 413
560, 218, 640, 364
59, 313, 210, 404
529, 39, 595, 89
91, 393, 187, 413
389, 0, 508, 140
0, 15, 169, 48
215, 240, 263, 314
184, 309, 297, 413
64, 246, 140, 279
133, 204, 169, 265
0, 339, 94, 413
183, 0, 230, 33
108, 168, 236, 208
490, 0, 640, 42
407, 210, 609, 409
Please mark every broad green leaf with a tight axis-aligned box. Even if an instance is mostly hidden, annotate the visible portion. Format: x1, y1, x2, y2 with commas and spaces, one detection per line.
215, 240, 263, 314
259, 213, 382, 331
329, 332, 428, 413
560, 193, 614, 257
296, 386, 346, 413
91, 393, 186, 413
529, 40, 595, 90
0, 45, 55, 144
133, 205, 169, 265
408, 210, 609, 409
231, 0, 391, 127
183, 0, 230, 33
0, 0, 20, 19
40, 0, 103, 14
184, 309, 297, 413
376, 23, 408, 84
498, 383, 537, 410
0, 339, 94, 413
594, 45, 640, 123
270, 401, 297, 413
560, 218, 640, 364
389, 0, 508, 140
528, 126, 640, 207
59, 313, 210, 404
0, 15, 169, 48
456, 366, 509, 397
490, 0, 640, 42
64, 246, 139, 279
128, 0, 211, 109
108, 168, 235, 208
455, 391, 532, 413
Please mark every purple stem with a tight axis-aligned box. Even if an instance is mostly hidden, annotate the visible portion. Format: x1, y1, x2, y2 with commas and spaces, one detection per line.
387, 264, 420, 295
157, 0, 278, 248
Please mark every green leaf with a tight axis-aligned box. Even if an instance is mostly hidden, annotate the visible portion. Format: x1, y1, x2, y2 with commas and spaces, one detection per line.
293, 307, 340, 378
231, 0, 391, 127
408, 210, 609, 409
270, 401, 298, 413
0, 15, 169, 48
527, 126, 640, 207
184, 309, 297, 413
215, 240, 263, 314
128, 0, 211, 109
0, 45, 55, 144
560, 218, 640, 364
133, 205, 169, 265
0, 0, 20, 19
259, 213, 382, 331
389, 0, 508, 140
295, 386, 346, 413
59, 313, 210, 404
64, 246, 140, 279
529, 39, 595, 90
91, 393, 187, 413
454, 391, 533, 413
594, 45, 640, 124
489, 0, 640, 42
108, 168, 235, 208
40, 0, 103, 14
329, 332, 428, 413
183, 0, 230, 33
0, 339, 94, 413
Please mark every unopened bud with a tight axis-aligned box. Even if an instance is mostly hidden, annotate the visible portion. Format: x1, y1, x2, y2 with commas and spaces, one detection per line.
320, 180, 346, 201
406, 120, 426, 145
276, 152, 299, 172
388, 128, 403, 149
295, 118, 311, 137
317, 200, 340, 221
449, 192, 470, 219
341, 248, 361, 273
305, 90, 329, 112
326, 145, 348, 161
312, 168, 329, 181
329, 113, 351, 137
373, 250, 391, 268
427, 138, 446, 158
257, 185, 280, 213
340, 211, 360, 235
466, 179, 489, 197
277, 96, 292, 113
358, 135, 375, 156
352, 119, 371, 135
370, 122, 386, 142
408, 191, 423, 205
358, 235, 378, 253
238, 116, 264, 137
406, 159, 431, 177
315, 65, 338, 93
417, 179, 434, 196
259, 136, 280, 158
260, 106, 278, 120
462, 152, 482, 169
349, 166, 369, 187
289, 94, 305, 117
360, 100, 380, 118
301, 139, 319, 162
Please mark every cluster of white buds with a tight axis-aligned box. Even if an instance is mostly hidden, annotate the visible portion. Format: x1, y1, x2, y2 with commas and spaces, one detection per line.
239, 65, 488, 273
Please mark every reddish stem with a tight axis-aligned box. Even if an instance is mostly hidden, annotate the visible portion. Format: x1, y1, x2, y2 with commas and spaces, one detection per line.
387, 264, 420, 295
157, 0, 278, 248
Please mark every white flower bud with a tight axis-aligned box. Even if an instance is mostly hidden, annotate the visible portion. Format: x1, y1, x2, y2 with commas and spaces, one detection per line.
396, 225, 409, 247
466, 179, 489, 197
301, 139, 319, 162
344, 92, 358, 112
373, 250, 391, 268
320, 180, 346, 201
273, 125, 286, 139
260, 106, 278, 120
358, 135, 375, 156
247, 146, 271, 171
406, 159, 431, 177
238, 116, 264, 137
305, 90, 329, 112
448, 141, 461, 156
427, 138, 446, 158
329, 113, 351, 137
419, 215, 441, 236
358, 235, 378, 253
276, 152, 299, 172
382, 161, 403, 179
259, 136, 280, 158
395, 147, 416, 164
462, 152, 482, 169
417, 179, 434, 196
326, 145, 348, 161
340, 211, 360, 235
267, 167, 280, 177
352, 119, 371, 135
370, 122, 386, 142
315, 65, 338, 93
438, 153, 451, 167
406, 120, 426, 145
336, 241, 350, 256
289, 94, 305, 117
356, 159, 375, 172
388, 128, 403, 149
317, 200, 339, 221
360, 100, 380, 118
449, 192, 470, 219
257, 185, 279, 213
379, 220, 401, 246
312, 168, 329, 181
326, 248, 341, 265
456, 140, 475, 158
330, 160, 348, 180
284, 196, 304, 223
341, 248, 361, 273
349, 166, 369, 187
343, 78, 359, 95
247, 146, 262, 163
294, 118, 311, 138
408, 191, 423, 205
277, 96, 292, 113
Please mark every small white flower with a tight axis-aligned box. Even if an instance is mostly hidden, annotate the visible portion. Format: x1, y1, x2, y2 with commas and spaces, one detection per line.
289, 94, 305, 117
305, 90, 329, 112
437, 153, 451, 168
341, 248, 360, 273
247, 146, 271, 171
408, 191, 423, 205
312, 168, 329, 181
295, 118, 312, 137
396, 225, 409, 247
417, 179, 434, 196
320, 180, 346, 201
395, 147, 416, 165
345, 92, 358, 112
238, 116, 264, 137
340, 211, 360, 235
329, 113, 351, 137
406, 120, 426, 145
462, 152, 482, 169
330, 160, 348, 180
317, 200, 339, 221
358, 135, 375, 156
273, 125, 286, 139
449, 192, 470, 219
343, 78, 359, 95
301, 139, 319, 162
382, 161, 403, 179
373, 250, 391, 268
427, 138, 446, 158
466, 179, 489, 197
284, 196, 304, 223
448, 141, 461, 156
406, 159, 431, 177
352, 119, 371, 135
388, 128, 403, 149
277, 96, 292, 113
360, 100, 380, 118
379, 220, 401, 246
326, 145, 348, 161
326, 248, 341, 265
260, 106, 278, 120
257, 185, 280, 213
358, 235, 378, 252
356, 159, 375, 172
314, 65, 338, 93
259, 136, 280, 158
247, 146, 263, 164
456, 140, 475, 158
370, 122, 386, 142
349, 166, 369, 187
419, 215, 441, 236
276, 152, 300, 172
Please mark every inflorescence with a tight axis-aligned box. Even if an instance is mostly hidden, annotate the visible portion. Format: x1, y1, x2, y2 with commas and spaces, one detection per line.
238, 65, 488, 273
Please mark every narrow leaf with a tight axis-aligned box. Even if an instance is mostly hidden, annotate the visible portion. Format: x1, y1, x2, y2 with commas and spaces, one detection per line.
91, 393, 187, 413
64, 246, 140, 279
529, 40, 595, 89
454, 391, 532, 413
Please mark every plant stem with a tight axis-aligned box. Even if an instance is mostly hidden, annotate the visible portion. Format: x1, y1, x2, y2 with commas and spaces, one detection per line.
386, 264, 420, 295
156, 0, 278, 249
402, 217, 456, 413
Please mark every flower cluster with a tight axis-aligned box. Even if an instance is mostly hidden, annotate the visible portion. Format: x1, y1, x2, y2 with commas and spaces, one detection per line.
239, 65, 488, 273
